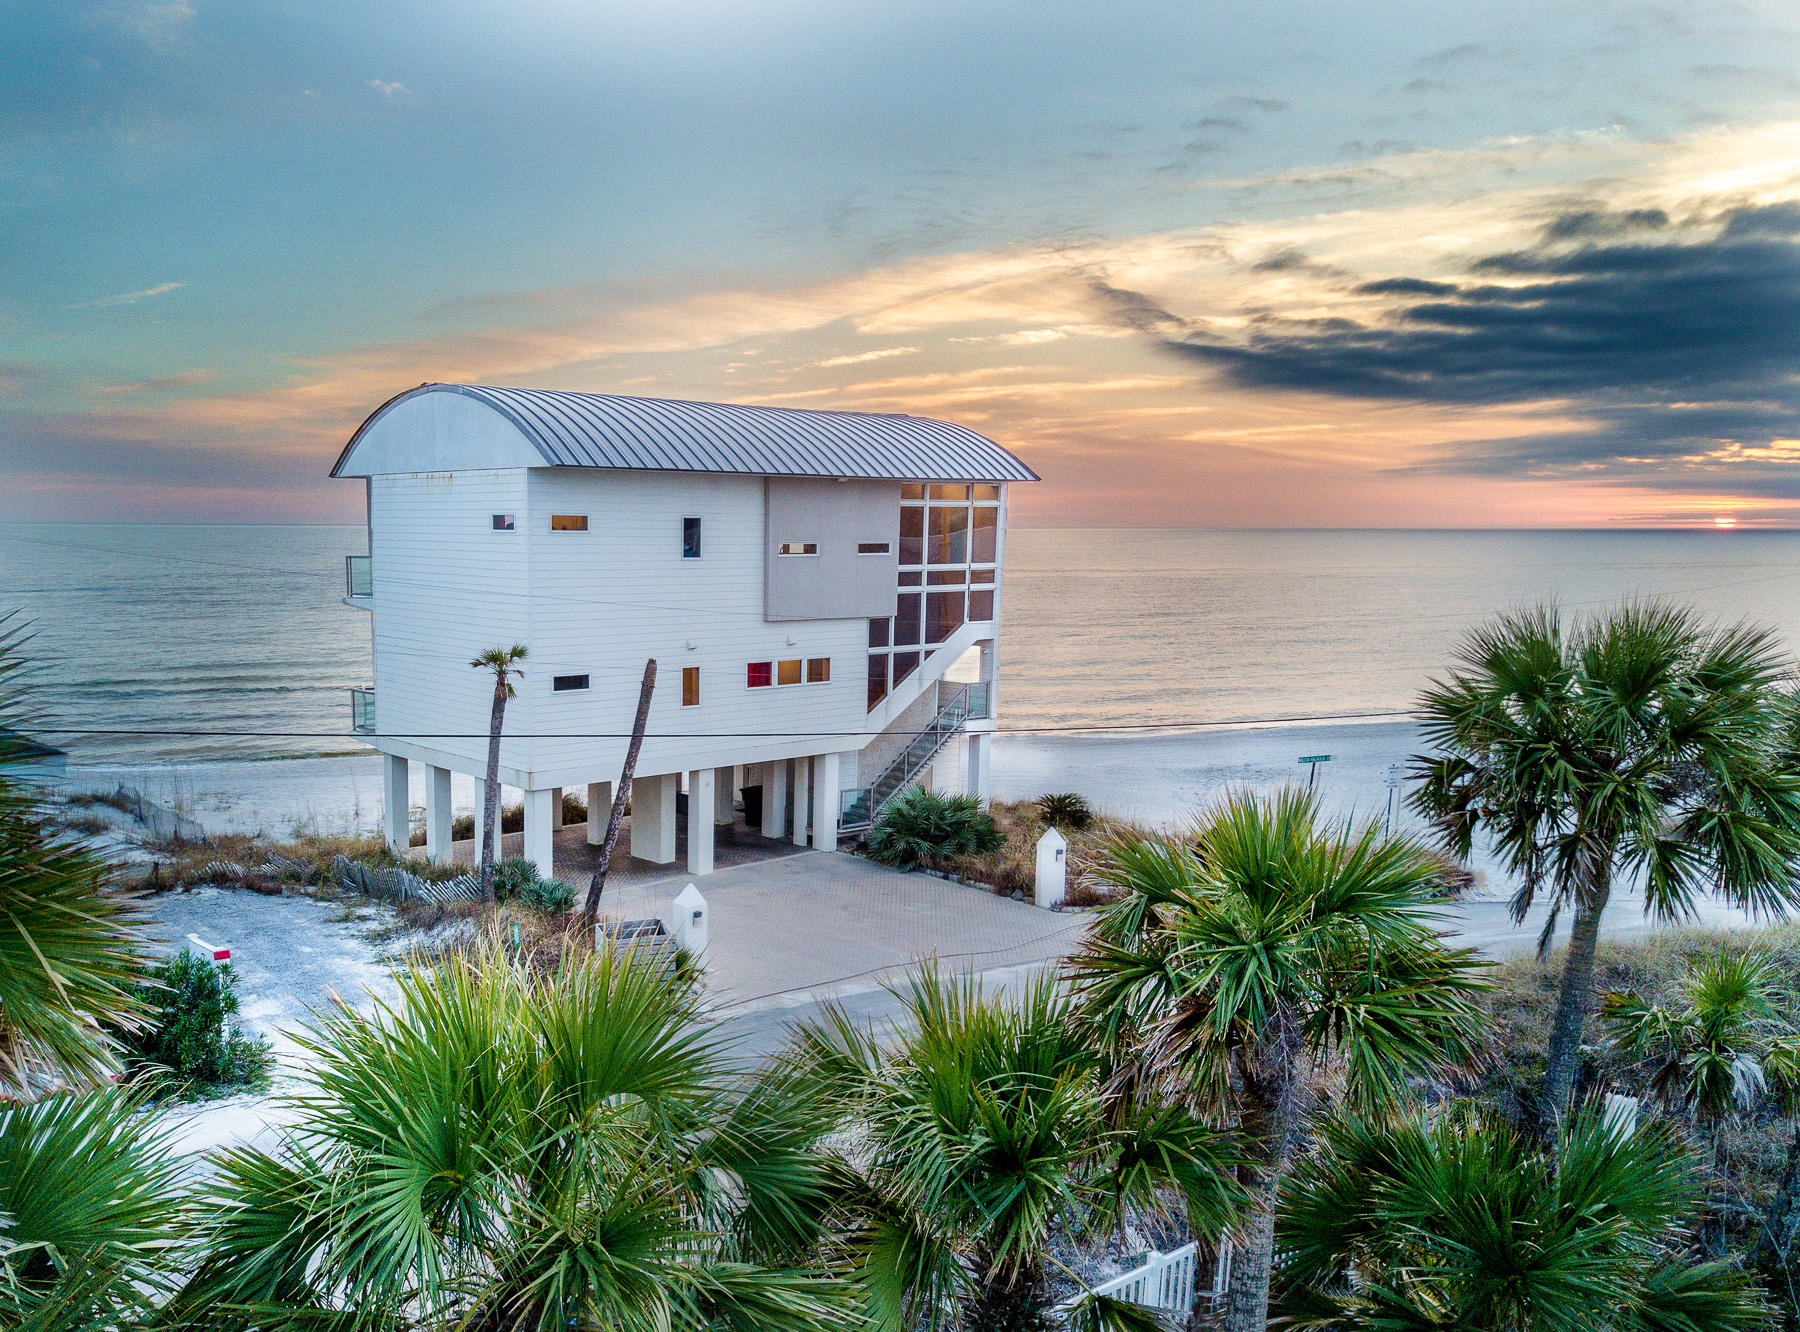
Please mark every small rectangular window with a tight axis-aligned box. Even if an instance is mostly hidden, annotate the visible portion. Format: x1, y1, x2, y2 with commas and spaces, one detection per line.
551, 514, 588, 532
973, 484, 1000, 502
492, 514, 516, 531
929, 483, 970, 501
683, 516, 702, 558
806, 657, 831, 683
899, 570, 922, 587
857, 541, 891, 555
928, 569, 966, 586
895, 593, 922, 646
777, 542, 818, 556
682, 666, 700, 706
867, 655, 888, 709
868, 617, 890, 649
747, 662, 773, 688
968, 589, 996, 622
552, 674, 590, 692
899, 506, 925, 564
777, 658, 803, 686
971, 568, 995, 584
900, 483, 925, 500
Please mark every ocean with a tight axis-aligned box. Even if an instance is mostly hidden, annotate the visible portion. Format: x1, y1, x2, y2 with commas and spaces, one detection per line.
3, 523, 1799, 769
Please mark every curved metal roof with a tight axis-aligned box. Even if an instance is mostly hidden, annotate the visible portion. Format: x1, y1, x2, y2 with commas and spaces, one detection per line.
332, 383, 1039, 482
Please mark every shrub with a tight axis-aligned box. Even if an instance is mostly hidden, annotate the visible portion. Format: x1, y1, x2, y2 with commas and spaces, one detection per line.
1034, 792, 1094, 831
489, 856, 575, 915
865, 787, 1005, 872
115, 951, 270, 1095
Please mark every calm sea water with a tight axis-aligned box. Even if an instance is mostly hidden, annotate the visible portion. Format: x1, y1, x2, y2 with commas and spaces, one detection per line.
2, 523, 1798, 766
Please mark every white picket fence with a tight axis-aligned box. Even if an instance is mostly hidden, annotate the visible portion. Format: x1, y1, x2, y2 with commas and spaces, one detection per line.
1055, 1242, 1199, 1321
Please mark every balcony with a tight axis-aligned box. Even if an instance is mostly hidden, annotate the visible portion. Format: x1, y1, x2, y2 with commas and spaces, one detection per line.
345, 554, 372, 600
350, 686, 376, 735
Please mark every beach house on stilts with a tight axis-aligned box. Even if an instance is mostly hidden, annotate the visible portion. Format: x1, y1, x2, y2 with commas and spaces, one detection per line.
331, 383, 1036, 881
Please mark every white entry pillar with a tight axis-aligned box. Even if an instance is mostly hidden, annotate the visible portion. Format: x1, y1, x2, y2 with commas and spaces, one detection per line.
522, 788, 555, 880
634, 773, 678, 865
969, 732, 992, 804
791, 756, 812, 847
382, 754, 409, 854
714, 765, 735, 826
687, 767, 716, 876
586, 781, 611, 846
763, 760, 789, 839
550, 787, 565, 829
811, 752, 840, 853
424, 764, 453, 865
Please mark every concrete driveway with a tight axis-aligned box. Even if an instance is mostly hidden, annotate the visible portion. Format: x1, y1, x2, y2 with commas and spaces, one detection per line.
594, 850, 1082, 1012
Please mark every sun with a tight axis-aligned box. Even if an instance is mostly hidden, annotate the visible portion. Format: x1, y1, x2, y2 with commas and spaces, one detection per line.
1713, 515, 1738, 528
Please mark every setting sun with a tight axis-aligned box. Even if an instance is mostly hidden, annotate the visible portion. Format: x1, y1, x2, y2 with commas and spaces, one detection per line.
1714, 515, 1739, 528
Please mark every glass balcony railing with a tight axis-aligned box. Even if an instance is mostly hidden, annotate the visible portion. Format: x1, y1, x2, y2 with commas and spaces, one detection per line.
345, 554, 372, 598
350, 686, 376, 735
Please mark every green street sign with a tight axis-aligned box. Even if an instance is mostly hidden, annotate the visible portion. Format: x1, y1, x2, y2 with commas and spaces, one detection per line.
1298, 754, 1332, 764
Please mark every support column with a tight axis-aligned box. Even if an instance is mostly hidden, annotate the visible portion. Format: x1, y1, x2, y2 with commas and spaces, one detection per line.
714, 765, 735, 827
382, 754, 409, 854
928, 734, 965, 796
791, 756, 811, 847
762, 760, 788, 839
586, 781, 611, 846
687, 767, 716, 876
550, 787, 565, 829
633, 773, 678, 865
425, 765, 453, 866
969, 732, 992, 805
523, 788, 554, 881
811, 752, 840, 853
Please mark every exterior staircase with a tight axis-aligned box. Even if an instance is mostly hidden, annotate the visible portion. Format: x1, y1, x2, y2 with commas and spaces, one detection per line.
839, 681, 990, 834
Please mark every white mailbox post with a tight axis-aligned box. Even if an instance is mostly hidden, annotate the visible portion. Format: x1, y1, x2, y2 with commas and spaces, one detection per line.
1034, 827, 1068, 909
672, 882, 709, 956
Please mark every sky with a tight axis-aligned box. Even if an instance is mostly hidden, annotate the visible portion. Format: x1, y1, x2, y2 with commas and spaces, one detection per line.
5, 1, 1800, 527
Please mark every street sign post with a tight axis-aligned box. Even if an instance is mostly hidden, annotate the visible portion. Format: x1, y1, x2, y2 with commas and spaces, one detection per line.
1298, 754, 1331, 789
1384, 762, 1402, 832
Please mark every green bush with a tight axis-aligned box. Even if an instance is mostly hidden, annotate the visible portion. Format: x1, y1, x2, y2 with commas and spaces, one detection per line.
115, 951, 271, 1096
1034, 792, 1094, 831
490, 856, 576, 915
865, 787, 1006, 872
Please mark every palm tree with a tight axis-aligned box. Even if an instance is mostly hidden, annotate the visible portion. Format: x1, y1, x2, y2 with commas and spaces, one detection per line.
1068, 789, 1490, 1332
178, 942, 855, 1331
0, 1086, 187, 1328
1410, 603, 1800, 1131
784, 964, 1243, 1332
0, 613, 148, 1098
470, 643, 527, 902
1275, 1104, 1767, 1331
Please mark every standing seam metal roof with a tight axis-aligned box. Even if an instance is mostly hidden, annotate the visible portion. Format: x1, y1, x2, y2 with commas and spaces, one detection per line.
332, 383, 1039, 482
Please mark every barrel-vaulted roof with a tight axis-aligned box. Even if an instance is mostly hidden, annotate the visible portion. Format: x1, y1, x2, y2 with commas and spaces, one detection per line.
331, 383, 1038, 483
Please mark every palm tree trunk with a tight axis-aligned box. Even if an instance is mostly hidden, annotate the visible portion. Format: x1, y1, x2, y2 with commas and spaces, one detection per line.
581, 660, 657, 929
479, 677, 507, 902
1757, 1121, 1800, 1327
1223, 1054, 1303, 1332
1222, 1164, 1281, 1332
1538, 873, 1612, 1133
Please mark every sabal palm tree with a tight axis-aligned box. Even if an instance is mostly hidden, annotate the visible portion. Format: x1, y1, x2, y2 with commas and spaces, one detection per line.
0, 1087, 187, 1329
1068, 789, 1490, 1332
0, 613, 147, 1098
1276, 1104, 1767, 1331
786, 965, 1243, 1332
470, 643, 527, 901
1410, 603, 1800, 1131
179, 942, 855, 1331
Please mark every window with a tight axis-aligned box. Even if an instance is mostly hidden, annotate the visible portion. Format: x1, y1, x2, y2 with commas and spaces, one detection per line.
971, 506, 998, 563
806, 657, 831, 683
899, 506, 924, 564
492, 514, 516, 531
552, 674, 590, 692
683, 517, 702, 558
971, 568, 995, 584
747, 662, 773, 688
895, 593, 922, 646
867, 655, 888, 709
926, 590, 964, 643
928, 568, 965, 586
892, 651, 920, 686
857, 541, 892, 555
551, 514, 588, 532
928, 506, 968, 564
682, 666, 700, 706
868, 617, 890, 649
968, 589, 996, 621
777, 658, 803, 686
777, 542, 818, 556
929, 483, 970, 501
900, 483, 925, 500
973, 484, 1000, 501
899, 570, 922, 587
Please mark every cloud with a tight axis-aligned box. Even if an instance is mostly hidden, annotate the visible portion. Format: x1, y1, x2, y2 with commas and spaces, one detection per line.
808, 346, 919, 368
1127, 201, 1800, 491
98, 368, 214, 393
367, 78, 411, 100
85, 0, 194, 50
72, 281, 182, 308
